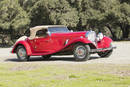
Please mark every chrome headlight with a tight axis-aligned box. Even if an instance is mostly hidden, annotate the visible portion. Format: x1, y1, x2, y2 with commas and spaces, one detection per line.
86, 31, 96, 42
97, 33, 104, 41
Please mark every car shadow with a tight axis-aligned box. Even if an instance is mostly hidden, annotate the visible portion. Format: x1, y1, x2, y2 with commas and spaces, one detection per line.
5, 56, 100, 62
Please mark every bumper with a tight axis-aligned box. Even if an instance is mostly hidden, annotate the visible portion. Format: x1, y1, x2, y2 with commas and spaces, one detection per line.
90, 46, 116, 53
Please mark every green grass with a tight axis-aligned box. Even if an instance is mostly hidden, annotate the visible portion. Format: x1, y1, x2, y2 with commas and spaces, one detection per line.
0, 63, 130, 87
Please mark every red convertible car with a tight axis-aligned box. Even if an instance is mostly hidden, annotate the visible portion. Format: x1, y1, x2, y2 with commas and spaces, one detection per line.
11, 25, 116, 61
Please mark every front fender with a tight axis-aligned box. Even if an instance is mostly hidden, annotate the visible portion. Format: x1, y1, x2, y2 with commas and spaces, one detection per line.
97, 36, 113, 48
11, 40, 32, 55
65, 38, 96, 47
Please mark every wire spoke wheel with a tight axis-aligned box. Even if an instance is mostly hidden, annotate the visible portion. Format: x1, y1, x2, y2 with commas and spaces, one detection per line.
18, 48, 26, 59
74, 44, 90, 61
75, 46, 86, 59
16, 46, 29, 61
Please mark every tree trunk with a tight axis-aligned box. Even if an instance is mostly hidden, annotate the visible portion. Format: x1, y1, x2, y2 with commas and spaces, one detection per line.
122, 29, 129, 39
106, 25, 117, 40
120, 25, 130, 39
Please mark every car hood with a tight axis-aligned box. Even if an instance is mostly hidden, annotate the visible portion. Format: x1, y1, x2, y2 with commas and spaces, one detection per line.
51, 31, 87, 38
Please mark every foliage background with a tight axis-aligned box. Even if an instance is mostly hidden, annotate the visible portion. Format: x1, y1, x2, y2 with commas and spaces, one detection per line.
0, 0, 130, 46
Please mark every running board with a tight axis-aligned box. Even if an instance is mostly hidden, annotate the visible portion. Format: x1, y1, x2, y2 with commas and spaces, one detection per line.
90, 46, 116, 53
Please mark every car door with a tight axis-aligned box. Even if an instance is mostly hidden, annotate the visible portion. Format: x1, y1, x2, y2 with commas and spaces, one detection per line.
33, 29, 57, 53
34, 36, 54, 53
27, 36, 54, 53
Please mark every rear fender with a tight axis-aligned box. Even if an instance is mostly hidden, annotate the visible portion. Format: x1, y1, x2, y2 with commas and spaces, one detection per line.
97, 36, 113, 48
12, 41, 32, 55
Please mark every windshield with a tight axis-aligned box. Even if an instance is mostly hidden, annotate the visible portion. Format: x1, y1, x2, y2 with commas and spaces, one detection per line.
48, 27, 70, 33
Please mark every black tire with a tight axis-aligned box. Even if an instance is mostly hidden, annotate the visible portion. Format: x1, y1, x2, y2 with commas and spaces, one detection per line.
42, 55, 51, 60
16, 46, 30, 61
98, 50, 113, 58
73, 44, 90, 61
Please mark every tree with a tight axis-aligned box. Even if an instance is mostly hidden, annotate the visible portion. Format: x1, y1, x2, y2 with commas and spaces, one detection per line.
0, 0, 30, 45
67, 0, 105, 31
0, 0, 30, 35
29, 0, 79, 29
95, 0, 121, 39
48, 0, 79, 28
68, 0, 130, 40
118, 3, 130, 39
102, 1, 130, 39
0, 0, 130, 46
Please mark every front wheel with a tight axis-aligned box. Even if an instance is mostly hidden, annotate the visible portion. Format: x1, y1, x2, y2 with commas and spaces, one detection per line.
73, 44, 90, 61
98, 50, 113, 58
16, 46, 30, 61
98, 43, 113, 58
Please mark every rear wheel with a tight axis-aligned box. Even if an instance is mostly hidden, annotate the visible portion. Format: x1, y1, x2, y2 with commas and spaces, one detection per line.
16, 46, 30, 61
73, 44, 90, 61
42, 55, 51, 60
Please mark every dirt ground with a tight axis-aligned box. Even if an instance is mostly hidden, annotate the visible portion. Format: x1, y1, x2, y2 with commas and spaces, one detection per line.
0, 41, 130, 64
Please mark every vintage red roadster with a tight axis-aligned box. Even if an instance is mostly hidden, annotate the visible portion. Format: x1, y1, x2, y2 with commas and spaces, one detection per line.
11, 25, 116, 61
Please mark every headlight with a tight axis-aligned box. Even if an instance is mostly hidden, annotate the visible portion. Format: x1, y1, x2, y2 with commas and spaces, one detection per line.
86, 31, 96, 42
97, 33, 104, 41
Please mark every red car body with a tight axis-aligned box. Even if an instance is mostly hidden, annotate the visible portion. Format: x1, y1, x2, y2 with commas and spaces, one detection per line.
11, 25, 115, 61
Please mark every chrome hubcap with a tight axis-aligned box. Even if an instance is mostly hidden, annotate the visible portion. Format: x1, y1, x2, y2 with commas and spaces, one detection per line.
18, 48, 26, 59
75, 46, 86, 58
